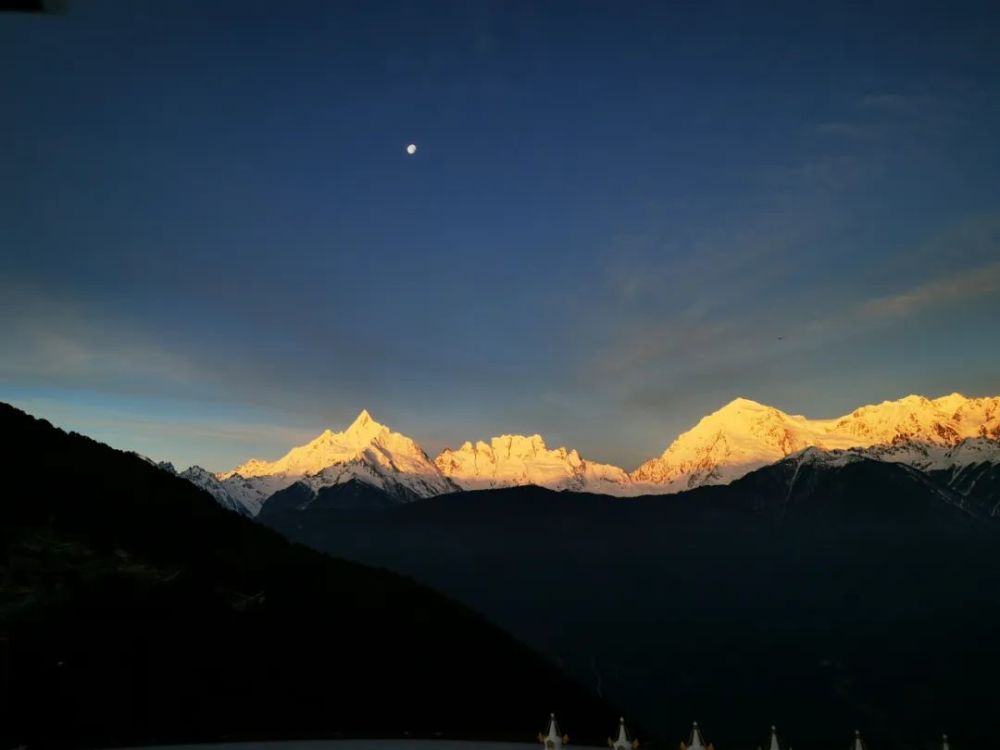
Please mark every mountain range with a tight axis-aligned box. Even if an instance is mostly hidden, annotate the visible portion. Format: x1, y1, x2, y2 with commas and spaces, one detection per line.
170, 393, 1000, 516
258, 442, 1000, 749
0, 402, 620, 747
6, 397, 1000, 748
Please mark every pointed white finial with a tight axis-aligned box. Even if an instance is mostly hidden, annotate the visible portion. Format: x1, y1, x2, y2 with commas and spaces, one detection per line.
612, 717, 630, 748
767, 724, 781, 750
687, 722, 705, 750
540, 714, 564, 750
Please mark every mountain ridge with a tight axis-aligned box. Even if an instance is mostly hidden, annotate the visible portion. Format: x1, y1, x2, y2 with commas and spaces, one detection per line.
629, 392, 1000, 492
173, 393, 1000, 515
435, 434, 631, 493
0, 401, 622, 747
185, 409, 459, 515
257, 453, 1000, 749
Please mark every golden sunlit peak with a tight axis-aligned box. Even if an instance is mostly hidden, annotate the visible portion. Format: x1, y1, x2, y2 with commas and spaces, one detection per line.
722, 396, 768, 408
899, 394, 933, 405
342, 408, 390, 443
348, 408, 376, 430
933, 392, 967, 412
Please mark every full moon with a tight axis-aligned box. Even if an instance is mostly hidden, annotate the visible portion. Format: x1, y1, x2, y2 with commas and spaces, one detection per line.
406, 143, 417, 155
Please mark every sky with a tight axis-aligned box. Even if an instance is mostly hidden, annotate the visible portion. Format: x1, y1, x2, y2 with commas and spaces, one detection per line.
2, 0, 1000, 472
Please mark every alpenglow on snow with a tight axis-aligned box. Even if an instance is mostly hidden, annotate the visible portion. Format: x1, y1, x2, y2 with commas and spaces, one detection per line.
170, 394, 1000, 515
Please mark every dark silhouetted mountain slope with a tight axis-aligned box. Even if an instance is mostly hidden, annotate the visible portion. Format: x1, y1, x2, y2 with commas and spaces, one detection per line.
0, 403, 619, 749
262, 454, 1000, 750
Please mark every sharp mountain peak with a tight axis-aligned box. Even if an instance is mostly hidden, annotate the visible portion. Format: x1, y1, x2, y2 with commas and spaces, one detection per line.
175, 393, 999, 516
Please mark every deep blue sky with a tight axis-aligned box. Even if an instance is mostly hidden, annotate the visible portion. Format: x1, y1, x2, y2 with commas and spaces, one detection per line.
2, 0, 999, 471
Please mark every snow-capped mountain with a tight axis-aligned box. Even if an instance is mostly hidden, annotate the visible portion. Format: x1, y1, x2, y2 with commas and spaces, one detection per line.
837, 436, 1000, 471
133, 454, 260, 516
630, 393, 1000, 493
178, 465, 254, 517
786, 437, 1000, 473
785, 437, 1000, 517
716, 444, 985, 521
185, 410, 456, 516
435, 434, 631, 493
172, 393, 999, 513
629, 398, 832, 492
828, 393, 1000, 444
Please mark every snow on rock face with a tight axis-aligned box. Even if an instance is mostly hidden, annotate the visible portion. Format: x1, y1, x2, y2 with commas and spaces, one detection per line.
212, 474, 288, 517
220, 410, 387, 479
630, 394, 1000, 493
175, 394, 1000, 511
951, 396, 1000, 439
206, 410, 457, 515
138, 456, 259, 517
787, 445, 867, 469
829, 436, 1000, 472
179, 465, 256, 517
629, 398, 833, 492
435, 434, 631, 493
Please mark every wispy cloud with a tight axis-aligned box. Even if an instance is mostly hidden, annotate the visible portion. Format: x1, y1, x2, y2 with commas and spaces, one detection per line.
74, 413, 316, 450
4, 392, 319, 472
0, 280, 369, 419
0, 282, 209, 391
582, 213, 1000, 411
592, 177, 844, 324
799, 262, 1000, 337
838, 261, 1000, 324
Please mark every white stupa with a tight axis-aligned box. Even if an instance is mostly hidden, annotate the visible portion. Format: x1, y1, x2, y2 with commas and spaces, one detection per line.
538, 713, 569, 750
766, 724, 784, 750
608, 717, 639, 750
680, 721, 714, 750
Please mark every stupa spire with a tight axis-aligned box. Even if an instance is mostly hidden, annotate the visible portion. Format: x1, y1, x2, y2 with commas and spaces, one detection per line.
679, 721, 713, 750
608, 717, 639, 750
538, 713, 569, 750
768, 725, 783, 750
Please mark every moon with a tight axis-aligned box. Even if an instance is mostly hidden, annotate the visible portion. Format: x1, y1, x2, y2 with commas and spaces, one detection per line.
406, 143, 417, 155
